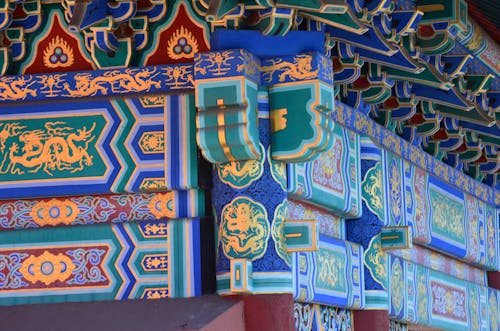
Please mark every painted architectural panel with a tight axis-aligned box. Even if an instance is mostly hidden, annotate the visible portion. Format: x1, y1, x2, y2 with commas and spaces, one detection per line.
388, 255, 500, 331
0, 190, 204, 231
0, 93, 198, 198
0, 218, 202, 305
293, 234, 364, 309
0, 1, 498, 330
288, 123, 361, 218
360, 135, 499, 270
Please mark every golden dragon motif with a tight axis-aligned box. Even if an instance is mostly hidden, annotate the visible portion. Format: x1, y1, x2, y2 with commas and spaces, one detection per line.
0, 122, 96, 176
261, 54, 318, 82
221, 199, 268, 259
63, 68, 162, 97
0, 77, 37, 100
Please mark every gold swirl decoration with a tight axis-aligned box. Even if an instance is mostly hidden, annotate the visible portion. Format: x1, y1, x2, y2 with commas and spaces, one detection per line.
389, 161, 402, 222
390, 258, 404, 315
261, 54, 319, 83
148, 192, 176, 219
317, 249, 342, 289
217, 143, 265, 189
30, 198, 79, 226
20, 251, 75, 285
271, 200, 291, 266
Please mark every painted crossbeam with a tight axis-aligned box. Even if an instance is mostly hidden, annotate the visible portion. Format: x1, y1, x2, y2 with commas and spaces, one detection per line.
0, 64, 195, 103
0, 190, 204, 231
388, 255, 500, 331
293, 234, 364, 309
0, 93, 198, 199
0, 218, 204, 305
334, 101, 499, 206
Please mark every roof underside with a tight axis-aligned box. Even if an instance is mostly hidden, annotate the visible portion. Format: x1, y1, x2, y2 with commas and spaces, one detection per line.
466, 0, 500, 44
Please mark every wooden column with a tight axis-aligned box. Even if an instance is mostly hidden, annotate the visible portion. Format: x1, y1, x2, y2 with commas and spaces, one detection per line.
232, 294, 295, 331
488, 271, 500, 291
353, 310, 390, 331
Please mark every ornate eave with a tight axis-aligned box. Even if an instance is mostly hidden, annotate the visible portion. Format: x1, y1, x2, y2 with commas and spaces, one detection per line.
0, 0, 498, 191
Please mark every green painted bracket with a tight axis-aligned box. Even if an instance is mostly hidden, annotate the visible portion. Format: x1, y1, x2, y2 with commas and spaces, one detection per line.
206, 0, 240, 21
380, 226, 412, 250
417, 0, 468, 34
262, 52, 335, 162
247, 8, 295, 36
284, 219, 318, 252
92, 38, 132, 69
298, 9, 367, 35
195, 49, 261, 163
230, 259, 254, 293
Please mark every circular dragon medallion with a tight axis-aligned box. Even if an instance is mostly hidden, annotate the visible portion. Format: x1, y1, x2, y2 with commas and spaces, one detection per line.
220, 196, 269, 260
268, 146, 287, 190
390, 258, 404, 315
271, 200, 291, 266
217, 143, 265, 189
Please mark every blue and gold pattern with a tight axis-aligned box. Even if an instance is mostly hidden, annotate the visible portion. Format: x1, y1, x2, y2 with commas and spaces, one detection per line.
388, 255, 500, 331
294, 302, 353, 331
293, 234, 364, 309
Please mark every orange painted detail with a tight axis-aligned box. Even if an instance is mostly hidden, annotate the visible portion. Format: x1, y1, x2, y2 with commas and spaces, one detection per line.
24, 14, 94, 74
145, 3, 209, 65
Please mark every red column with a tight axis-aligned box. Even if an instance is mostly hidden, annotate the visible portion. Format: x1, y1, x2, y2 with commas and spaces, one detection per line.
488, 272, 500, 291
353, 310, 390, 331
231, 294, 295, 331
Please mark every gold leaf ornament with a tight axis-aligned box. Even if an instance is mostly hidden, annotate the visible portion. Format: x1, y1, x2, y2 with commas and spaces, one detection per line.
167, 26, 199, 60
43, 36, 74, 68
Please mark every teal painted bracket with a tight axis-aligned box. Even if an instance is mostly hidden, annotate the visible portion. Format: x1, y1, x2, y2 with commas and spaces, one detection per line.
293, 234, 364, 309
380, 226, 412, 250
195, 49, 261, 163
288, 122, 362, 218
285, 219, 318, 252
229, 259, 253, 293
262, 52, 335, 163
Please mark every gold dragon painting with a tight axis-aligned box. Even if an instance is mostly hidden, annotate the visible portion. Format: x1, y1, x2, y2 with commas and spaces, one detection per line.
0, 121, 96, 176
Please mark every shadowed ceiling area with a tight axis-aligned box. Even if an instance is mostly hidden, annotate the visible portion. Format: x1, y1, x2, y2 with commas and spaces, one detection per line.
466, 0, 500, 43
